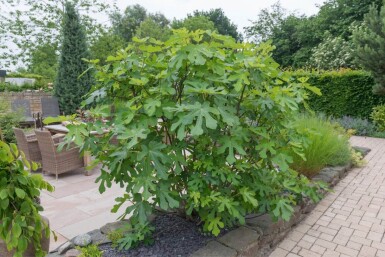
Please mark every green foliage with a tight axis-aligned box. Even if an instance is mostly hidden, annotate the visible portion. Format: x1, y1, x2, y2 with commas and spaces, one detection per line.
28, 43, 58, 81
192, 9, 242, 41
0, 141, 54, 257
76, 244, 102, 257
172, 16, 216, 32
309, 34, 357, 69
294, 70, 384, 118
6, 72, 51, 89
0, 99, 22, 143
353, 2, 385, 95
334, 116, 376, 136
55, 2, 93, 115
107, 230, 123, 248
90, 31, 125, 64
65, 30, 324, 248
135, 18, 172, 41
0, 0, 110, 67
371, 105, 385, 132
351, 149, 366, 167
289, 115, 352, 177
245, 0, 382, 68
110, 4, 148, 42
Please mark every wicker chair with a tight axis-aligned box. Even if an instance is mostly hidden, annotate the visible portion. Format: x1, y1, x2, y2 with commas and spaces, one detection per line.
13, 128, 42, 164
35, 130, 84, 180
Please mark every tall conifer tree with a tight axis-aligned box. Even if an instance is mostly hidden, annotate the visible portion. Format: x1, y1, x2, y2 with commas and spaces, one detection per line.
353, 2, 385, 95
55, 1, 92, 114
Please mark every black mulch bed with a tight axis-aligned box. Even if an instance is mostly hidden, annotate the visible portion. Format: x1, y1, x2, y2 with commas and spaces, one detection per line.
100, 214, 230, 257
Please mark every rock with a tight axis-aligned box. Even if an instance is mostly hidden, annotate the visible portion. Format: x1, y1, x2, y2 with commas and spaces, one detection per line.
353, 146, 371, 156
45, 253, 62, 257
100, 220, 129, 234
330, 166, 347, 178
58, 241, 74, 255
312, 167, 339, 184
88, 229, 111, 245
73, 234, 92, 247
218, 226, 261, 255
189, 241, 237, 257
246, 213, 279, 236
65, 249, 81, 257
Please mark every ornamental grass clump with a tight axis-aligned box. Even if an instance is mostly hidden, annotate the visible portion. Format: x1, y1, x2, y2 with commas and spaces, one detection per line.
290, 115, 352, 177
65, 29, 326, 249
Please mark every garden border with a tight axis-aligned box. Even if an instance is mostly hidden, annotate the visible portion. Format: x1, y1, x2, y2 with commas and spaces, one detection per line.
189, 146, 371, 257
46, 146, 370, 257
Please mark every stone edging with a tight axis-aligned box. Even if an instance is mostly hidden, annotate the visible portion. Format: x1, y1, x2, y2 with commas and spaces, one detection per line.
189, 146, 371, 257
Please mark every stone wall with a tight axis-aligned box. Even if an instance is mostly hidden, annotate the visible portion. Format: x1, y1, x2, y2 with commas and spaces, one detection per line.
0, 91, 53, 114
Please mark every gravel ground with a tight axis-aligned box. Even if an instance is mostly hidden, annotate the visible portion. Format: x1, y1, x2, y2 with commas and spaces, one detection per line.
100, 214, 220, 257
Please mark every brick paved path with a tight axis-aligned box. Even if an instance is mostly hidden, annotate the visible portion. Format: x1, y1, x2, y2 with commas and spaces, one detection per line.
270, 136, 385, 257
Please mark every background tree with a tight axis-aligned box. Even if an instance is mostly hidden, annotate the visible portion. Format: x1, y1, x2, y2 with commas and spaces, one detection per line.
192, 8, 242, 41
55, 2, 93, 114
90, 31, 125, 64
109, 4, 148, 42
245, 0, 383, 68
353, 2, 385, 95
171, 16, 216, 32
244, 2, 288, 43
309, 34, 357, 70
28, 43, 58, 81
135, 18, 171, 41
0, 0, 110, 68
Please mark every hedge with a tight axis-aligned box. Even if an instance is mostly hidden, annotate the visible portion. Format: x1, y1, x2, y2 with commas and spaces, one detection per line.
292, 70, 385, 118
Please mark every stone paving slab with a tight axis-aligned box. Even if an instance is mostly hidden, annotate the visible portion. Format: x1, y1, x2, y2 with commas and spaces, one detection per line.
40, 166, 129, 251
270, 136, 385, 257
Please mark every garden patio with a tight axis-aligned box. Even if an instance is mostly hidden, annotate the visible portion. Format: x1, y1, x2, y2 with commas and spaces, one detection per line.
38, 135, 385, 256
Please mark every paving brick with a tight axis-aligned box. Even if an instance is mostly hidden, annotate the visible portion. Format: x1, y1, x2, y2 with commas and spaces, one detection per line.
346, 241, 362, 251
269, 247, 289, 257
336, 245, 359, 256
319, 232, 334, 241
297, 239, 312, 250
367, 231, 383, 242
310, 244, 326, 255
314, 238, 337, 250
358, 245, 377, 257
317, 226, 338, 236
279, 239, 297, 252
323, 249, 341, 257
298, 248, 321, 257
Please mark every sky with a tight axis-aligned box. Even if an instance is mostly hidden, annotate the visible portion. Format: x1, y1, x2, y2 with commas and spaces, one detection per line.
113, 0, 326, 31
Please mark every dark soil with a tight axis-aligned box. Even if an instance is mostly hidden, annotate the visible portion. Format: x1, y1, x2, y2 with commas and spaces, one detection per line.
100, 214, 225, 257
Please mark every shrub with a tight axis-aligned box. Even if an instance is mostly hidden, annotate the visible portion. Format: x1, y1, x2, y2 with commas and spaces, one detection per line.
290, 115, 352, 177
0, 98, 23, 142
371, 105, 385, 132
76, 244, 102, 257
0, 141, 54, 257
292, 70, 384, 118
65, 30, 325, 249
334, 116, 376, 136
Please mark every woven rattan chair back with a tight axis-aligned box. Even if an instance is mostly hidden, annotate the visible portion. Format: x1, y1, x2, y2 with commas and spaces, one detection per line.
13, 128, 42, 163
35, 129, 84, 179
